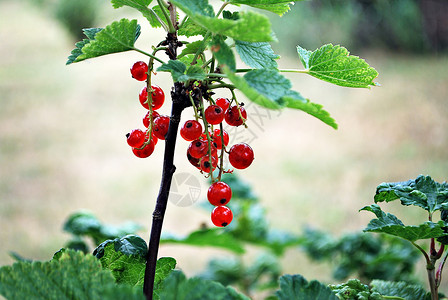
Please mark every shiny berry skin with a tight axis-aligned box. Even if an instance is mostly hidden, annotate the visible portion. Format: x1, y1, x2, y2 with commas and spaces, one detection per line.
139, 85, 165, 110
216, 98, 230, 111
153, 115, 170, 140
143, 111, 160, 128
212, 129, 229, 150
229, 143, 254, 169
188, 139, 208, 159
126, 129, 146, 148
211, 206, 233, 227
225, 105, 247, 126
205, 105, 225, 125
200, 154, 218, 173
208, 182, 232, 206
130, 61, 148, 81
132, 139, 155, 158
180, 120, 203, 141
187, 152, 200, 169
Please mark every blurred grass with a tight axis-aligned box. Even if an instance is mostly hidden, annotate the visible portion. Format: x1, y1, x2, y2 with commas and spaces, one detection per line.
1, 0, 447, 296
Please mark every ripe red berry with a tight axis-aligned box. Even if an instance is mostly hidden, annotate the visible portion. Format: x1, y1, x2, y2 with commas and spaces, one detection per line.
153, 115, 170, 140
228, 143, 254, 169
225, 105, 247, 126
187, 139, 208, 159
126, 129, 146, 148
130, 61, 148, 81
208, 182, 232, 206
132, 139, 155, 158
205, 105, 225, 125
211, 206, 233, 227
180, 120, 203, 141
200, 154, 218, 173
139, 85, 165, 110
212, 129, 229, 150
216, 98, 230, 111
143, 111, 160, 128
187, 152, 200, 169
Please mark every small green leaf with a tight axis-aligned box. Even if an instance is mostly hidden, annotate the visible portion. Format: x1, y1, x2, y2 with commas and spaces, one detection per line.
276, 274, 338, 300
282, 91, 338, 129
68, 19, 141, 64
361, 204, 448, 241
66, 29, 102, 65
153, 258, 177, 300
229, 0, 298, 16
235, 41, 279, 69
147, 5, 170, 28
330, 279, 383, 300
0, 250, 145, 300
297, 44, 378, 88
170, 0, 214, 17
157, 60, 187, 81
160, 228, 245, 254
93, 235, 148, 286
178, 54, 205, 67
184, 65, 206, 81
225, 69, 283, 109
178, 40, 206, 58
374, 175, 448, 213
370, 280, 429, 300
243, 69, 291, 100
178, 17, 208, 37
111, 0, 169, 29
210, 35, 236, 72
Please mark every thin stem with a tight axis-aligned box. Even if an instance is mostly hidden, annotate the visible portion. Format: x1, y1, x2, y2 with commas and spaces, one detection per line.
132, 47, 166, 64
208, 83, 234, 90
157, 0, 176, 33
412, 241, 431, 264
147, 8, 169, 32
436, 250, 448, 287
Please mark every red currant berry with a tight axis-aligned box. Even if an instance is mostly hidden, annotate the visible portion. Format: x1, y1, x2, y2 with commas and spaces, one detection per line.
212, 129, 229, 150
187, 139, 208, 159
180, 120, 203, 141
130, 61, 148, 81
208, 182, 232, 206
132, 139, 155, 158
211, 206, 233, 227
126, 129, 146, 148
153, 115, 170, 140
143, 111, 160, 128
200, 154, 218, 173
229, 143, 254, 169
187, 152, 200, 169
225, 105, 247, 126
205, 105, 225, 125
216, 98, 230, 111
139, 85, 165, 110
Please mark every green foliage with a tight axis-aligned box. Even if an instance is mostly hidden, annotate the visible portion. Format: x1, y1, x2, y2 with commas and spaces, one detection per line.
275, 274, 338, 300
370, 280, 430, 300
235, 41, 279, 70
157, 60, 206, 82
297, 44, 378, 88
67, 19, 141, 64
330, 279, 383, 300
159, 270, 250, 300
63, 210, 143, 247
374, 175, 448, 214
0, 250, 145, 300
361, 204, 448, 242
210, 35, 236, 72
228, 0, 301, 16
300, 228, 420, 282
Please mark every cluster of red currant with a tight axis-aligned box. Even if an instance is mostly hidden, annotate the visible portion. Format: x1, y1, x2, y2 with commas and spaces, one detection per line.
126, 61, 168, 158
180, 96, 254, 227
126, 61, 255, 228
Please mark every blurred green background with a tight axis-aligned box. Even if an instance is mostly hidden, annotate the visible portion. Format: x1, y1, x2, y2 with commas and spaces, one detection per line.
1, 0, 447, 297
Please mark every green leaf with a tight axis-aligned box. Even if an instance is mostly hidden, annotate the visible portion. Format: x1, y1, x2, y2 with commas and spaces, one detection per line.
0, 250, 145, 300
178, 40, 206, 58
330, 279, 383, 300
370, 280, 429, 300
171, 0, 273, 42
111, 0, 169, 29
69, 19, 141, 64
275, 274, 338, 300
178, 54, 205, 67
282, 91, 338, 129
148, 5, 170, 28
93, 234, 148, 287
160, 228, 245, 254
153, 258, 178, 299
210, 35, 236, 72
157, 60, 206, 82
229, 0, 298, 16
159, 270, 250, 300
244, 69, 291, 100
374, 175, 448, 213
66, 28, 102, 65
178, 17, 208, 37
235, 41, 279, 69
225, 69, 283, 109
297, 44, 378, 88
360, 204, 448, 241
